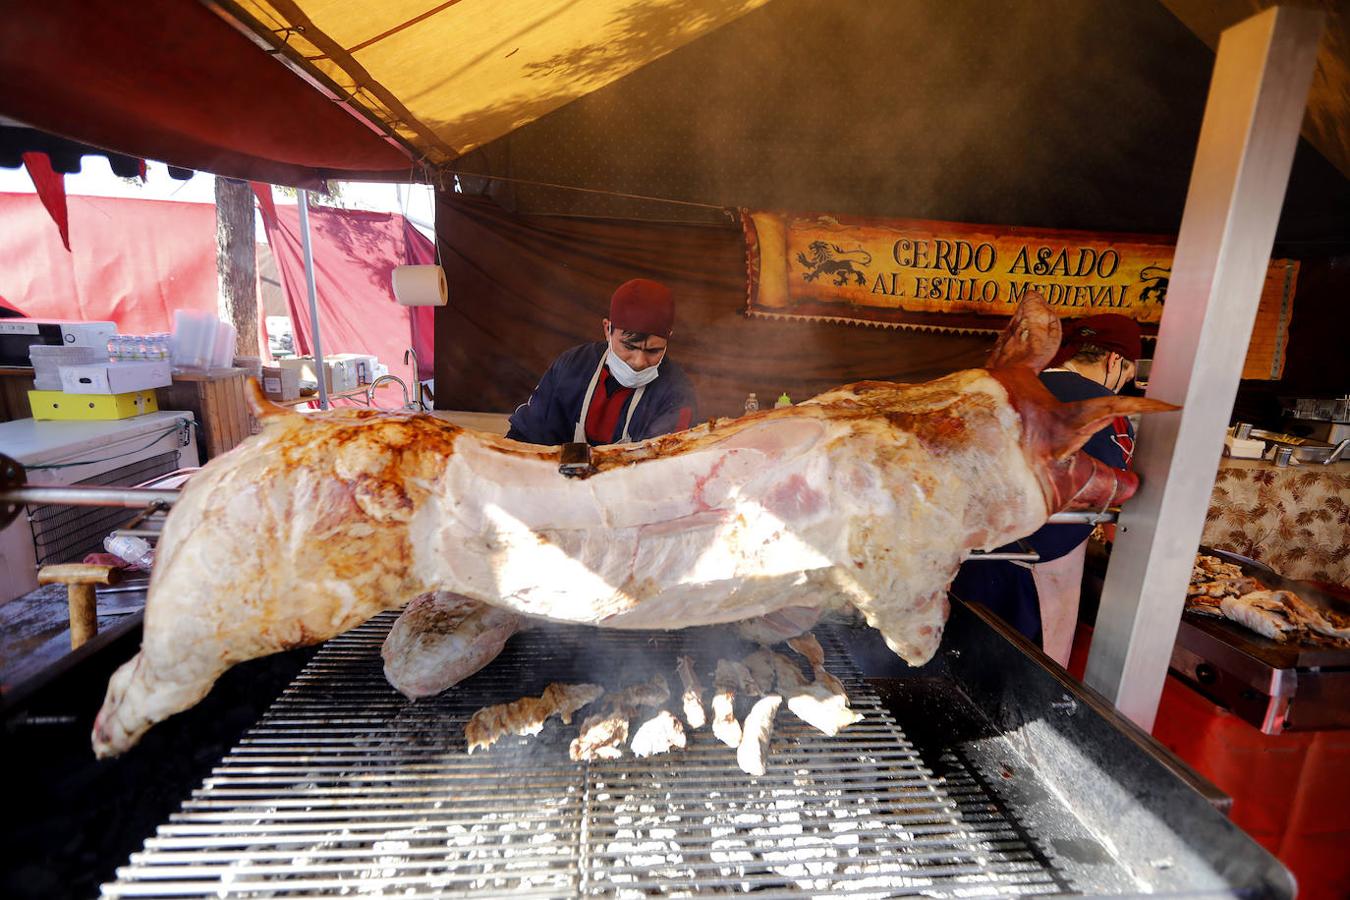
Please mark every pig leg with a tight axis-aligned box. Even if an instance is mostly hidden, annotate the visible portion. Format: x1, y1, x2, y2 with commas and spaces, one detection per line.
382, 592, 523, 699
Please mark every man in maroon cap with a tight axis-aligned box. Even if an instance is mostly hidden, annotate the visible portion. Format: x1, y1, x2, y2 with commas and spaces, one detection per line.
507, 278, 699, 446
952, 313, 1143, 664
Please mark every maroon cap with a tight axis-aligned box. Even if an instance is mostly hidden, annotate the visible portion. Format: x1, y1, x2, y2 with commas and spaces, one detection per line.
1050, 314, 1142, 367
609, 279, 674, 337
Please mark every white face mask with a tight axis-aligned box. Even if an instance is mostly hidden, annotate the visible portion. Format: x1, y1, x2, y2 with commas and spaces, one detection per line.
606, 348, 661, 388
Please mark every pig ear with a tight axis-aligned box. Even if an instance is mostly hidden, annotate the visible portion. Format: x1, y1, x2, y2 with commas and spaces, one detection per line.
245, 377, 297, 423
987, 292, 1060, 372
1049, 394, 1178, 460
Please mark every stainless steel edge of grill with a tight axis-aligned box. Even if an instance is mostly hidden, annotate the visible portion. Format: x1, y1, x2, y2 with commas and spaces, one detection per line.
101, 608, 1290, 898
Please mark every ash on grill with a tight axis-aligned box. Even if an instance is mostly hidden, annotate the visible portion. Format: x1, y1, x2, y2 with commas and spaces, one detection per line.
103, 613, 1075, 897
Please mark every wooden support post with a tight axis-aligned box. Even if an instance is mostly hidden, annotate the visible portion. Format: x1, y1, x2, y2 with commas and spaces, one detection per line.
38, 563, 122, 650
216, 176, 261, 357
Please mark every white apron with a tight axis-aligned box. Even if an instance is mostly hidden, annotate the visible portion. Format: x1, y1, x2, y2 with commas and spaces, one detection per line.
574, 354, 646, 444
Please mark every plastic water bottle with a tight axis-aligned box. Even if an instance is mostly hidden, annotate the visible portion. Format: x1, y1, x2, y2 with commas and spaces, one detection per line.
744, 393, 759, 414
104, 534, 155, 570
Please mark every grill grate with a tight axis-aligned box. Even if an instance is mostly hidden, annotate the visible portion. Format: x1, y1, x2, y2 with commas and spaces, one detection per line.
104, 613, 1071, 898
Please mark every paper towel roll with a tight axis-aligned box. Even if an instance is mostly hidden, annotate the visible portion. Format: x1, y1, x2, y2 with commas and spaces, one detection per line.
392, 264, 448, 307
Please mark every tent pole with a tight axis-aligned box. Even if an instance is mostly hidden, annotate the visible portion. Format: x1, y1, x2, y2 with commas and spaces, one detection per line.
297, 190, 329, 410
1083, 6, 1323, 730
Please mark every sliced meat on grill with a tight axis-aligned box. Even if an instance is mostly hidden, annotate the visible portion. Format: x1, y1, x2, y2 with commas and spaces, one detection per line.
568, 675, 671, 761
752, 648, 861, 737
787, 633, 850, 697
612, 674, 670, 710
465, 682, 604, 754
741, 649, 779, 697
630, 710, 688, 758
381, 592, 522, 699
675, 655, 706, 729
737, 694, 783, 777
92, 293, 1174, 757
711, 659, 760, 748
569, 708, 630, 761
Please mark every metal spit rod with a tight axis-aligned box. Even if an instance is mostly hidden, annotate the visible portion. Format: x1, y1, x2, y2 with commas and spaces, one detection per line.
0, 480, 1118, 525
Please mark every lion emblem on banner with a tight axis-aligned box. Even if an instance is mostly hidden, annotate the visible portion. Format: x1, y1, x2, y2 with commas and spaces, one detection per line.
1137, 265, 1170, 305
796, 241, 873, 286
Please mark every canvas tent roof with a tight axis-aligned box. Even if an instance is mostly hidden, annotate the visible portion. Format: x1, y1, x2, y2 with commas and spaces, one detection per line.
0, 1, 1345, 195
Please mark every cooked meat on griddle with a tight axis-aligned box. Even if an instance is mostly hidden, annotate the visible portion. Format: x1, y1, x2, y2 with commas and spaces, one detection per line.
93, 294, 1174, 757
1186, 553, 1350, 648
675, 655, 706, 729
630, 710, 687, 758
736, 694, 783, 777
1219, 591, 1304, 642
464, 682, 604, 754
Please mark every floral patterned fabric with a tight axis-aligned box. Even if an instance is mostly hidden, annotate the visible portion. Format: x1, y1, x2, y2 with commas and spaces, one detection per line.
1204, 458, 1350, 587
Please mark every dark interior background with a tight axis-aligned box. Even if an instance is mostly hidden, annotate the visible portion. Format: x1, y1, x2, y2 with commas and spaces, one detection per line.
434, 0, 1350, 421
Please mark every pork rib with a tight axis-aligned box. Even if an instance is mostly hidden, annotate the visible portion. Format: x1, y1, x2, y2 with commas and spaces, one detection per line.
92, 293, 1173, 757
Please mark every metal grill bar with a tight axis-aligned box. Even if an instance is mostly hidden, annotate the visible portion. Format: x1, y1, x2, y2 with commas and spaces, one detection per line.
103, 612, 1070, 898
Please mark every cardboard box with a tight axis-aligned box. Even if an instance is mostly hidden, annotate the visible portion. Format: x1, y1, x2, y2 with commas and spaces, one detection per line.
278, 356, 358, 394
29, 389, 159, 421
59, 361, 172, 395
327, 353, 379, 385
260, 365, 301, 402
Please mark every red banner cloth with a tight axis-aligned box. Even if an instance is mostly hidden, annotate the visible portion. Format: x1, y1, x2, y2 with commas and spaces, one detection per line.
0, 192, 217, 332
259, 204, 435, 391
21, 153, 71, 251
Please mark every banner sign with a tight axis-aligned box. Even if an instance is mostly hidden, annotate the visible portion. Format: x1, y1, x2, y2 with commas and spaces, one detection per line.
742, 210, 1297, 378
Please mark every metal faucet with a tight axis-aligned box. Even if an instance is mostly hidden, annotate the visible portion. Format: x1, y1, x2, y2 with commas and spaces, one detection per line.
367, 374, 412, 410
404, 347, 424, 411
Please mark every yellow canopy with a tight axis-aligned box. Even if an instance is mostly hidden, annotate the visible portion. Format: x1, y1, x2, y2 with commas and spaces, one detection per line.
231, 0, 773, 166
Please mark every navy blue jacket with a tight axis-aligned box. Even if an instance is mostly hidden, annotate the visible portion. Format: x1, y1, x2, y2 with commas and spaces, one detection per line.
506, 342, 698, 446
949, 370, 1135, 641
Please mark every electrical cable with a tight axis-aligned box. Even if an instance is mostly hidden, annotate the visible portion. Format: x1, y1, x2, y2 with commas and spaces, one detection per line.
24, 422, 187, 471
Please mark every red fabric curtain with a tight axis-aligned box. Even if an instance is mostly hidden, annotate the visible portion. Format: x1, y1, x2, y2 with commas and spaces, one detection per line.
259, 204, 435, 393
20, 153, 71, 251
432, 195, 994, 417
0, 192, 217, 332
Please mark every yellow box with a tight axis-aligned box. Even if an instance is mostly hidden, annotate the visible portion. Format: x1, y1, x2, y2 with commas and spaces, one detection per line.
28, 389, 160, 421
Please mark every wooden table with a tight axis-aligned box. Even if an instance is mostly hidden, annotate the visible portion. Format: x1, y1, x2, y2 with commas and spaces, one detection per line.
1203, 456, 1350, 587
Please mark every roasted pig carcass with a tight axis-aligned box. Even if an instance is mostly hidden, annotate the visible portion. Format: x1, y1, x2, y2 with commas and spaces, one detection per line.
92, 294, 1173, 757
465, 682, 604, 753
382, 592, 522, 699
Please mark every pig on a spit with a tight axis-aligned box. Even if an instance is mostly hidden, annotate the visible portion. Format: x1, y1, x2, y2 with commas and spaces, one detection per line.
92, 294, 1173, 757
